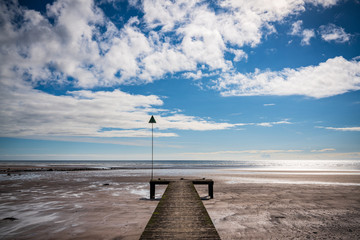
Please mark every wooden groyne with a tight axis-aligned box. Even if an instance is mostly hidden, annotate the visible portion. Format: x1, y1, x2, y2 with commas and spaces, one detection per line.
140, 179, 220, 240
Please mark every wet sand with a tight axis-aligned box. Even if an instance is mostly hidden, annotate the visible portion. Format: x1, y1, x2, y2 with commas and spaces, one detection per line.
203, 172, 360, 239
1, 167, 360, 239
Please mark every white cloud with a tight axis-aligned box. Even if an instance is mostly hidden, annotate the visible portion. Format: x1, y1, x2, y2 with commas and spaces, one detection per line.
0, 0, 163, 88
256, 122, 273, 127
4, 0, 316, 141
311, 148, 336, 152
264, 103, 275, 106
217, 0, 308, 48
141, 0, 339, 80
190, 119, 292, 128
0, 77, 160, 138
142, 0, 198, 32
323, 127, 360, 131
308, 0, 339, 8
182, 71, 204, 80
182, 70, 218, 80
180, 149, 360, 161
139, 41, 196, 80
290, 20, 303, 35
177, 8, 229, 71
1, 0, 104, 87
100, 18, 153, 85
255, 119, 291, 127
1, 66, 289, 139
319, 24, 350, 43
185, 149, 303, 155
0, 0, 343, 89
0, 75, 239, 140
1, 0, 353, 142
215, 56, 360, 98
155, 114, 236, 131
289, 20, 315, 45
301, 29, 315, 45
228, 49, 248, 62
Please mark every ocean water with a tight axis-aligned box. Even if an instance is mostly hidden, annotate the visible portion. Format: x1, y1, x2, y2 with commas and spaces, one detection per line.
1, 159, 360, 171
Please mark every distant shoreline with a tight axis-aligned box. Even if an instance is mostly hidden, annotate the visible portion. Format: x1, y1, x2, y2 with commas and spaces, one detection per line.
2, 161, 360, 174
1, 159, 360, 172
0, 166, 135, 173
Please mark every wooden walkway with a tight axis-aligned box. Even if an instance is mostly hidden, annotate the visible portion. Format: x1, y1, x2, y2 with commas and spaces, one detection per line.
140, 180, 220, 240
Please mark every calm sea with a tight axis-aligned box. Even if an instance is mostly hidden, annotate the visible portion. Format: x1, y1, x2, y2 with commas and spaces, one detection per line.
1, 160, 360, 171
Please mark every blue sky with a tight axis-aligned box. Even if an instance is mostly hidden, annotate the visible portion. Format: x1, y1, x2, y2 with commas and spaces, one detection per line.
0, 0, 359, 161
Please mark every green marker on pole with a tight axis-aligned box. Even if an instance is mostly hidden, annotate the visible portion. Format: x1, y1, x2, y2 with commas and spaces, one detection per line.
149, 115, 156, 180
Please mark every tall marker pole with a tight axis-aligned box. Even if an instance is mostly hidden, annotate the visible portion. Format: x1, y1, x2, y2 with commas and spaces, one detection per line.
149, 115, 156, 180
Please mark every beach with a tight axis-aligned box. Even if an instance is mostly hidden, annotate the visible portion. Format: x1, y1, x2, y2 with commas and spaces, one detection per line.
205, 171, 360, 239
1, 164, 360, 239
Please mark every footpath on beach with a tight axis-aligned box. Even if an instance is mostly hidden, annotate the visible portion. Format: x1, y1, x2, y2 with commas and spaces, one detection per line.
140, 179, 220, 240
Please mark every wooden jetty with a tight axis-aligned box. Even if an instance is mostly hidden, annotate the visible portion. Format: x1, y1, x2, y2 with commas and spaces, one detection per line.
140, 179, 220, 240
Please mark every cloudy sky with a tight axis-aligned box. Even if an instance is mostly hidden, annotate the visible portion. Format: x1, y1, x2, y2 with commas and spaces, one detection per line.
0, 0, 359, 161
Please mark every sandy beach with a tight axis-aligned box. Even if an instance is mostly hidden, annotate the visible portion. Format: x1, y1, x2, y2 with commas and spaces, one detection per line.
205, 172, 360, 239
1, 166, 360, 239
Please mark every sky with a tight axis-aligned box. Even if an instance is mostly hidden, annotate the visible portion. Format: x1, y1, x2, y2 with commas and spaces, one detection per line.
0, 0, 360, 161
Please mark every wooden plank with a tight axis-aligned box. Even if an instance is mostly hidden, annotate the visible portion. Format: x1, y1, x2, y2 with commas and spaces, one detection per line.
140, 180, 220, 240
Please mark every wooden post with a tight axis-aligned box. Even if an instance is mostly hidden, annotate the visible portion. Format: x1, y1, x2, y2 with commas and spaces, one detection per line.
150, 182, 155, 199
208, 182, 214, 199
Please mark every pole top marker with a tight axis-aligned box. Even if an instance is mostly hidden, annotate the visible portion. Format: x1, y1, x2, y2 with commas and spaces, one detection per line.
149, 115, 156, 124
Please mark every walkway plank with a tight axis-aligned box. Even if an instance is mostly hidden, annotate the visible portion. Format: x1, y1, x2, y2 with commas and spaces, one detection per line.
140, 180, 220, 240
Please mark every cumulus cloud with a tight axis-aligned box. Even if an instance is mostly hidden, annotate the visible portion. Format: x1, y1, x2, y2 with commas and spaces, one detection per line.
0, 0, 342, 88
289, 20, 315, 45
290, 20, 303, 35
301, 29, 316, 45
319, 23, 350, 43
215, 56, 360, 98
308, 0, 339, 7
0, 0, 239, 140
142, 0, 197, 32
0, 77, 239, 139
0, 0, 351, 141
216, 0, 314, 48
182, 70, 219, 81
1, 0, 108, 88
228, 49, 248, 62
0, 78, 159, 138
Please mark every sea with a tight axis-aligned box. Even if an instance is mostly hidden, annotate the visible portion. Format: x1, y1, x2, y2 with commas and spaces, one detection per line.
1, 159, 360, 171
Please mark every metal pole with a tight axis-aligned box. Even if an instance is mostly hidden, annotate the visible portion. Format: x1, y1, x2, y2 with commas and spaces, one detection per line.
151, 123, 153, 180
